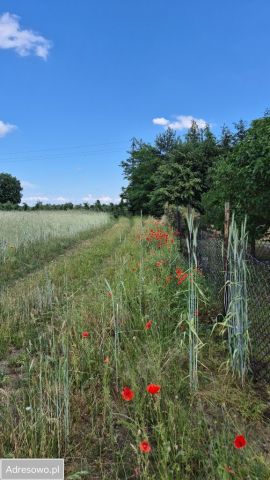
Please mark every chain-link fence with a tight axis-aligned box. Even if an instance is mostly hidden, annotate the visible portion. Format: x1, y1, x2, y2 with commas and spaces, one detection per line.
176, 213, 270, 383
247, 252, 270, 382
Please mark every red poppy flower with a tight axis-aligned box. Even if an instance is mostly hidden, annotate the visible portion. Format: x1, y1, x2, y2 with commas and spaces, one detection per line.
82, 331, 90, 338
145, 320, 153, 330
146, 384, 161, 395
139, 440, 151, 453
104, 356, 110, 364
107, 291, 112, 297
176, 268, 184, 275
233, 435, 247, 449
121, 386, 135, 401
177, 275, 188, 285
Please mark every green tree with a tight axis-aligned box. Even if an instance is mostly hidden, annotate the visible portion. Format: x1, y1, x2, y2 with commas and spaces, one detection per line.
121, 124, 219, 216
233, 120, 247, 144
185, 120, 202, 144
121, 139, 161, 214
0, 173, 22, 204
220, 125, 233, 152
202, 115, 270, 252
149, 157, 202, 215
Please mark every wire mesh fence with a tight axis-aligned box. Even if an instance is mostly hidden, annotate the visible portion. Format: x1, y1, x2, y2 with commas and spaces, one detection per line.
176, 213, 270, 383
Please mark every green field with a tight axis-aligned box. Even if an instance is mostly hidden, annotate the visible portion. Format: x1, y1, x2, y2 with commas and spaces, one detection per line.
0, 213, 269, 479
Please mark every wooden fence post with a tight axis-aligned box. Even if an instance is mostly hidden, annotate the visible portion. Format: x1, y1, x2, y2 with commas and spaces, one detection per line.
223, 202, 230, 315
176, 208, 181, 234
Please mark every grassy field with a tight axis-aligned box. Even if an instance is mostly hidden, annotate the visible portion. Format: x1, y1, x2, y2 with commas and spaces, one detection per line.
0, 211, 110, 287
0, 214, 270, 479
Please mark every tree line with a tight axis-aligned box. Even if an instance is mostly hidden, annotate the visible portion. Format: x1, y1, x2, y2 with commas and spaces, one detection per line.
121, 112, 270, 247
0, 173, 127, 217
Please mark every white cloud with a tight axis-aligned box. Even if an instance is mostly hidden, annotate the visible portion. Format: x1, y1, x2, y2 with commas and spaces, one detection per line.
21, 193, 120, 206
82, 194, 120, 205
23, 195, 49, 204
0, 119, 17, 137
0, 12, 52, 59
21, 180, 38, 189
54, 196, 70, 203
153, 117, 170, 126
152, 115, 208, 130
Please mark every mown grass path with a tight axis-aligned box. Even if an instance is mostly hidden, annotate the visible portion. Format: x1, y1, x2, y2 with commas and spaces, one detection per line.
0, 217, 270, 480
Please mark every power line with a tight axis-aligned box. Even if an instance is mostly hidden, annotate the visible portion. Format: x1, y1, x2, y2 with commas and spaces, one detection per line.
0, 140, 129, 158
0, 147, 129, 165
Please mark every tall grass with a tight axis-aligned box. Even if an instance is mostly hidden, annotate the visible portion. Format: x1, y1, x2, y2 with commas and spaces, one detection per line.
185, 208, 200, 391
0, 217, 269, 478
226, 214, 249, 385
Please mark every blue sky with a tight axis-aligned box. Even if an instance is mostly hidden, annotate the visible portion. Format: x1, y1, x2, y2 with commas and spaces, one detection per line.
0, 0, 269, 205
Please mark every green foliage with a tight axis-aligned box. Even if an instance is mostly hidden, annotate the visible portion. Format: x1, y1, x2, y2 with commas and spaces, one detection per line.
0, 173, 22, 205
202, 115, 270, 241
121, 126, 220, 216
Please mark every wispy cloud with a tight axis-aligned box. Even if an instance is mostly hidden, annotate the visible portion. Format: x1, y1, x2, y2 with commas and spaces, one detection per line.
54, 196, 70, 203
21, 193, 120, 206
0, 119, 17, 137
82, 194, 120, 205
153, 115, 208, 130
0, 12, 52, 59
23, 195, 49, 204
21, 180, 38, 189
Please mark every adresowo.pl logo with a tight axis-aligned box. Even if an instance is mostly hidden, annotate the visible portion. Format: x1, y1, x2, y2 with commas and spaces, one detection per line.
0, 459, 64, 480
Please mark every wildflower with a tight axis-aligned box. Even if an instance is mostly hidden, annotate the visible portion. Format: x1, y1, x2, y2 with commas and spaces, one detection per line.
107, 291, 112, 297
176, 268, 184, 275
224, 465, 236, 475
145, 320, 153, 330
233, 435, 247, 449
121, 386, 135, 401
176, 267, 188, 285
156, 260, 165, 267
139, 440, 151, 453
104, 356, 110, 364
82, 331, 90, 338
146, 384, 161, 395
25, 406, 31, 412
177, 273, 188, 285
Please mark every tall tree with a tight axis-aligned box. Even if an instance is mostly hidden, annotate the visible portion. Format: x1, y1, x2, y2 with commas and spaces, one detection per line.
121, 140, 161, 214
185, 120, 202, 145
0, 173, 22, 204
233, 119, 247, 144
220, 124, 233, 152
202, 115, 270, 252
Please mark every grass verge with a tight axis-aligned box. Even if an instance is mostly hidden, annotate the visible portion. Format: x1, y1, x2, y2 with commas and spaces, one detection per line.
0, 217, 269, 479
